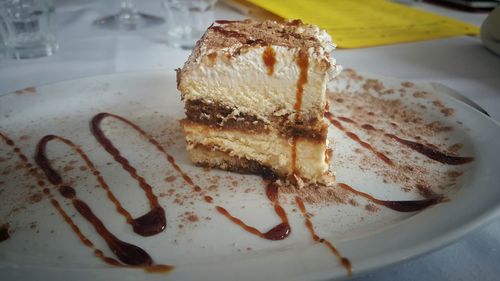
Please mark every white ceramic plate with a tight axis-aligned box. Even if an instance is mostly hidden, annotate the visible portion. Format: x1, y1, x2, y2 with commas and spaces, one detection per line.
1, 70, 500, 281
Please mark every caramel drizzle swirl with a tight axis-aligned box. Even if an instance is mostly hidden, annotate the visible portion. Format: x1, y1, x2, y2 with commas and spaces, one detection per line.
35, 135, 166, 237
325, 112, 394, 165
295, 197, 352, 276
291, 48, 309, 176
35, 135, 155, 266
1, 131, 171, 272
91, 113, 202, 193
329, 113, 474, 165
338, 183, 444, 212
216, 175, 291, 241
385, 134, 474, 165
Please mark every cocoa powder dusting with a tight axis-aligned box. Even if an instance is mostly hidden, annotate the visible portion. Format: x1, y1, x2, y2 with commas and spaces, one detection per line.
362, 79, 385, 93
401, 81, 414, 88
280, 183, 352, 205
187, 215, 199, 222
413, 91, 429, 98
365, 204, 379, 212
165, 175, 176, 182
179, 211, 200, 224
327, 68, 469, 197
29, 192, 43, 204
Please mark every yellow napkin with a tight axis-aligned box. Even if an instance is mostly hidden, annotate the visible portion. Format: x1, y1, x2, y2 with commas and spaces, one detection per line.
245, 0, 480, 48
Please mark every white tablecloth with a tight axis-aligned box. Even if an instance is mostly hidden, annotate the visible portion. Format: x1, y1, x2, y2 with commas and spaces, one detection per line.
1, 1, 499, 280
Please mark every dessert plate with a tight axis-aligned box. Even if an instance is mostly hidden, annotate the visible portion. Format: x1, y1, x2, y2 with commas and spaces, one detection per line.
1, 70, 500, 281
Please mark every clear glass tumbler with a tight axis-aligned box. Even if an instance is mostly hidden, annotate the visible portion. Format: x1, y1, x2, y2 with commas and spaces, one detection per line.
162, 0, 217, 49
0, 0, 58, 59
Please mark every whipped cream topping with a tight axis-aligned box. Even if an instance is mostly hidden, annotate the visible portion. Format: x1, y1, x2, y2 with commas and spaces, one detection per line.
177, 19, 342, 123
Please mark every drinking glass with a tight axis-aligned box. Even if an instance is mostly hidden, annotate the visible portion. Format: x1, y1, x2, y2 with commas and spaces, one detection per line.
0, 0, 58, 59
94, 0, 165, 31
162, 0, 217, 49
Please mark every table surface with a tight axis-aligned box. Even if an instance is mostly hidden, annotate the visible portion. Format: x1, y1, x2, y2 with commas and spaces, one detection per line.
1, 1, 500, 280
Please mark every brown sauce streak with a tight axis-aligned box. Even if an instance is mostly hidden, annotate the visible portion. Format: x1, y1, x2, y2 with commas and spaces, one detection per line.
59, 185, 76, 198
91, 113, 202, 191
385, 134, 474, 165
1, 132, 43, 182
290, 49, 309, 175
1, 132, 172, 271
331, 116, 474, 166
338, 183, 444, 212
338, 116, 356, 124
325, 113, 393, 165
0, 224, 10, 242
262, 46, 276, 76
216, 181, 290, 240
91, 114, 167, 236
295, 197, 352, 276
35, 134, 165, 237
0, 133, 37, 244
50, 198, 120, 265
0, 132, 15, 146
35, 136, 156, 266
72, 198, 153, 266
361, 124, 375, 130
294, 49, 308, 117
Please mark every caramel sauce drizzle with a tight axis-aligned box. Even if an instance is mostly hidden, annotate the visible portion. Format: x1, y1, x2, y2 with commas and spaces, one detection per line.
330, 113, 474, 165
35, 135, 157, 267
35, 135, 166, 237
290, 49, 309, 175
91, 114, 168, 236
361, 124, 375, 131
1, 131, 171, 272
49, 198, 120, 266
72, 198, 153, 266
34, 136, 130, 225
216, 179, 290, 241
385, 134, 474, 165
90, 114, 293, 242
325, 112, 394, 165
262, 46, 276, 76
338, 183, 444, 212
295, 197, 352, 276
91, 113, 202, 192
0, 224, 10, 242
295, 49, 309, 115
337, 116, 356, 124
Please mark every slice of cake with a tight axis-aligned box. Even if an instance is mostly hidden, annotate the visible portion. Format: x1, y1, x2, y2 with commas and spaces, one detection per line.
176, 19, 341, 184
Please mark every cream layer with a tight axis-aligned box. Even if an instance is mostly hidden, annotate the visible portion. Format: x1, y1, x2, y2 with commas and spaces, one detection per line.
178, 46, 337, 125
181, 120, 332, 183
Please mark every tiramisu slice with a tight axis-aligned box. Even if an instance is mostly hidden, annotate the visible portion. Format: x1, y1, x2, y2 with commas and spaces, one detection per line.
177, 19, 340, 184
